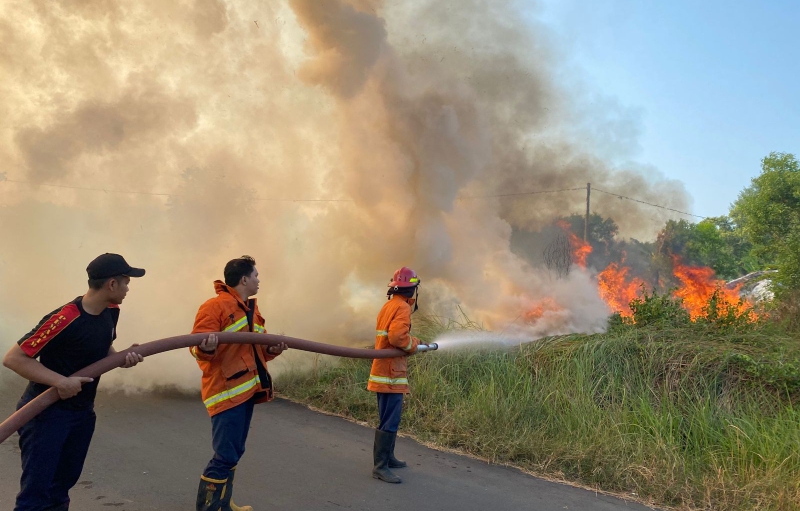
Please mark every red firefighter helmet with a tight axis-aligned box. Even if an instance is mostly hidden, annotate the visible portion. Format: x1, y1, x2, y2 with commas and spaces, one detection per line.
388, 266, 420, 288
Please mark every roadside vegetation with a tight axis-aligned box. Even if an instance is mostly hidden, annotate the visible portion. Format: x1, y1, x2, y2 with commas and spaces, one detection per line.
279, 152, 800, 510
279, 293, 800, 511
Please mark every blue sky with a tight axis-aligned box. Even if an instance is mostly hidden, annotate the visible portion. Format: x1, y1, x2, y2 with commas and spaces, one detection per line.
531, 0, 799, 219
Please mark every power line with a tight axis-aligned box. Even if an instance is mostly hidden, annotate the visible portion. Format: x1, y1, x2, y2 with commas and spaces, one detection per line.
0, 178, 354, 203
3, 178, 173, 198
457, 184, 704, 220
1, 176, 706, 217
456, 187, 585, 199
3, 178, 583, 202
592, 187, 705, 219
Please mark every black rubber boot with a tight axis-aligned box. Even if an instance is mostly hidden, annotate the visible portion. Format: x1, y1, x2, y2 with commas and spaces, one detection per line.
196, 475, 227, 511
221, 466, 253, 511
372, 429, 402, 483
388, 431, 407, 468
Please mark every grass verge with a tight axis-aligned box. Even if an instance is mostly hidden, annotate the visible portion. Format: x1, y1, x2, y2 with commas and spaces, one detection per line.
278, 319, 800, 511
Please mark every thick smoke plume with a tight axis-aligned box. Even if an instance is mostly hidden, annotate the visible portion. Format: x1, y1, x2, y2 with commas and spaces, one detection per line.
0, 0, 689, 391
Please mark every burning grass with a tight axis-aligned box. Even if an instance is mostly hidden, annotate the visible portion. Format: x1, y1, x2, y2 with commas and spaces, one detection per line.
594, 256, 761, 325
597, 261, 646, 317
278, 312, 800, 511
670, 257, 756, 321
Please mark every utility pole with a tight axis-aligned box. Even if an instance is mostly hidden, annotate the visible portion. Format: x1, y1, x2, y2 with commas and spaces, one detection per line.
584, 182, 591, 242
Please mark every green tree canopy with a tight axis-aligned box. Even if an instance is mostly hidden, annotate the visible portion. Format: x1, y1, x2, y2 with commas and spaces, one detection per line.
655, 217, 751, 281
563, 213, 619, 246
731, 152, 800, 295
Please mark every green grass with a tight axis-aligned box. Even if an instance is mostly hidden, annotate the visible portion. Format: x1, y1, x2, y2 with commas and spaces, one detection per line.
278, 320, 800, 511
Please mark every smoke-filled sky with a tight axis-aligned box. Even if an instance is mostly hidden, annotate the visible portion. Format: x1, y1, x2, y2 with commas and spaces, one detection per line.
0, 0, 691, 390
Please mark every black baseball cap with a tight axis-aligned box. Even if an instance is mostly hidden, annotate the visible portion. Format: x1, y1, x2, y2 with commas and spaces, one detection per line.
86, 253, 146, 280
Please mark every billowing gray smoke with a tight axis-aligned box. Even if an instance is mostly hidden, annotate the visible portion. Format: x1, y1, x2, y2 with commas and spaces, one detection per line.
0, 0, 689, 391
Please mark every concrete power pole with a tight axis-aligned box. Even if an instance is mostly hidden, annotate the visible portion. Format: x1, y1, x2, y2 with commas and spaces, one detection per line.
584, 182, 591, 242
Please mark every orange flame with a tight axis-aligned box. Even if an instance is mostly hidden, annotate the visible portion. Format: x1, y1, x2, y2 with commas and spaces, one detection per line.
556, 220, 592, 268
594, 256, 756, 323
671, 257, 753, 320
523, 297, 563, 322
597, 262, 646, 317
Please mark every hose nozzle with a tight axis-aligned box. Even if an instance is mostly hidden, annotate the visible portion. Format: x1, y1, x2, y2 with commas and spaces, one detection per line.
416, 343, 438, 352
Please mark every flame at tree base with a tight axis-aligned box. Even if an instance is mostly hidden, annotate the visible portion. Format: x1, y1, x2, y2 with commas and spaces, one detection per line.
557, 220, 592, 268
522, 257, 759, 329
597, 262, 646, 317
520, 224, 760, 330
671, 259, 758, 321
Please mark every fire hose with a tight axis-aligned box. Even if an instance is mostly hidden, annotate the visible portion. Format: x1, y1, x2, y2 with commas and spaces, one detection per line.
0, 332, 438, 444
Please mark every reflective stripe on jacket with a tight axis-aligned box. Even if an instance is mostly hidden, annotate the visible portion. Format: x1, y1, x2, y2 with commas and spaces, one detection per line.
367, 294, 419, 394
190, 280, 277, 417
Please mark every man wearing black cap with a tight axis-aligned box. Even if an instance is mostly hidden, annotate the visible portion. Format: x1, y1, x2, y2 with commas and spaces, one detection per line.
2, 253, 146, 511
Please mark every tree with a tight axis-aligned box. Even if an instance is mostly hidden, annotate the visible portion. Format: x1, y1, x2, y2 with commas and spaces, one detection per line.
655, 217, 747, 281
656, 219, 693, 258
712, 216, 763, 275
510, 214, 621, 273
685, 217, 742, 279
563, 213, 618, 246
730, 152, 800, 296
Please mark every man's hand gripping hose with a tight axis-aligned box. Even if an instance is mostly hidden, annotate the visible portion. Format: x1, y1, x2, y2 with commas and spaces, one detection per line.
0, 332, 438, 443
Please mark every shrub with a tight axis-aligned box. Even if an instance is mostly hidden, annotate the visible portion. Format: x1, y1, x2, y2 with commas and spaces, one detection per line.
628, 288, 691, 328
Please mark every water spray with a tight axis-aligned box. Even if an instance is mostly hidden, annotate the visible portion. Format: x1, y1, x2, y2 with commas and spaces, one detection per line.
432, 331, 526, 351
0, 333, 440, 444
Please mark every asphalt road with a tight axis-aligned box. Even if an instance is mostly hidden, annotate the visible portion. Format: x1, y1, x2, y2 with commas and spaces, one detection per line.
0, 379, 655, 511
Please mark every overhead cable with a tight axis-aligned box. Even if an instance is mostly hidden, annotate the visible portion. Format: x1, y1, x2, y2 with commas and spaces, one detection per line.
592, 187, 705, 219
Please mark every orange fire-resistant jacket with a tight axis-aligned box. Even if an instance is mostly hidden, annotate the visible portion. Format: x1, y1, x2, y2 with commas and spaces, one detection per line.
190, 281, 277, 417
367, 294, 419, 394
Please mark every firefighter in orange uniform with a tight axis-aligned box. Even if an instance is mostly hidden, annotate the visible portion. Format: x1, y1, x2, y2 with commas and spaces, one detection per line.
190, 255, 288, 511
367, 266, 421, 484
